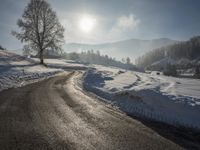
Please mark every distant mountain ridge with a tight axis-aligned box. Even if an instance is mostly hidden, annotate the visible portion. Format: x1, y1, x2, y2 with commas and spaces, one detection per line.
64, 38, 179, 62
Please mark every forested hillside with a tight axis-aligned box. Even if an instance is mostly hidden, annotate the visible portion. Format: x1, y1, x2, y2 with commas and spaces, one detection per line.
135, 36, 200, 68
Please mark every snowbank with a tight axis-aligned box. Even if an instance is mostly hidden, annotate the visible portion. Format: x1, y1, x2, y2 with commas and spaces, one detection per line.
32, 58, 87, 70
82, 65, 200, 129
0, 51, 86, 91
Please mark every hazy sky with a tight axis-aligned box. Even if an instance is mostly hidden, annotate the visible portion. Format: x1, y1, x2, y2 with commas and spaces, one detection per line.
0, 0, 200, 50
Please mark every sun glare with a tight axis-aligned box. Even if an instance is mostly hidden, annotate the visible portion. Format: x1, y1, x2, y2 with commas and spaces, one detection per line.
79, 15, 95, 33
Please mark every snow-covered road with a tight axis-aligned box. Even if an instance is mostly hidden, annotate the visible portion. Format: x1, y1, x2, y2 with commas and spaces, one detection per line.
0, 50, 199, 149
1, 50, 200, 129
0, 72, 184, 150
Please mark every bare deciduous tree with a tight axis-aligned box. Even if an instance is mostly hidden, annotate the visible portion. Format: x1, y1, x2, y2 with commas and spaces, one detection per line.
126, 57, 131, 64
12, 0, 64, 64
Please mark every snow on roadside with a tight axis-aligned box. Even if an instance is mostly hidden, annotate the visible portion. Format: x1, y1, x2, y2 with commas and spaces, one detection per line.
0, 65, 62, 91
0, 51, 85, 91
82, 65, 200, 130
32, 58, 88, 70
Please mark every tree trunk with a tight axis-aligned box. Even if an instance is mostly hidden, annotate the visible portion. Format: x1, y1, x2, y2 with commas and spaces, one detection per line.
40, 49, 44, 65
40, 58, 44, 64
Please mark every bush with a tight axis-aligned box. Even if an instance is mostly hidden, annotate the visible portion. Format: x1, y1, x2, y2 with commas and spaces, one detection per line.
194, 66, 200, 78
163, 64, 178, 76
0, 45, 5, 50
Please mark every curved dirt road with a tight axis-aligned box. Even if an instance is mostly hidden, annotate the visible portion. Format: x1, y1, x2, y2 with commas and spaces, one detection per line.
0, 71, 183, 150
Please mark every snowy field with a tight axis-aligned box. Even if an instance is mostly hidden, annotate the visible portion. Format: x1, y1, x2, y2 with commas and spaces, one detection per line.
1, 50, 200, 129
83, 65, 200, 129
0, 50, 85, 91
32, 58, 87, 70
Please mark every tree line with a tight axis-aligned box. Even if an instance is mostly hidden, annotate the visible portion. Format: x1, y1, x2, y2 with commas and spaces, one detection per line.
63, 50, 138, 71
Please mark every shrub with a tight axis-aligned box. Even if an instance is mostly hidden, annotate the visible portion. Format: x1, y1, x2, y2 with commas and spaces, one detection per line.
163, 64, 178, 76
194, 66, 200, 78
0, 45, 5, 50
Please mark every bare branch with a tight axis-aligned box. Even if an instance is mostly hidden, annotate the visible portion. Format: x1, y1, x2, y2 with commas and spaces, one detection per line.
12, 0, 64, 64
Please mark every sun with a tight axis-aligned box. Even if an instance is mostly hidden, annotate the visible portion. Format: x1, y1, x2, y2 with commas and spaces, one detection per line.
79, 15, 95, 33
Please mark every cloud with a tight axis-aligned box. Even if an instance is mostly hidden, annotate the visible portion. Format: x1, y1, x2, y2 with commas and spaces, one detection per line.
106, 14, 140, 42
59, 13, 141, 44
117, 14, 140, 29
